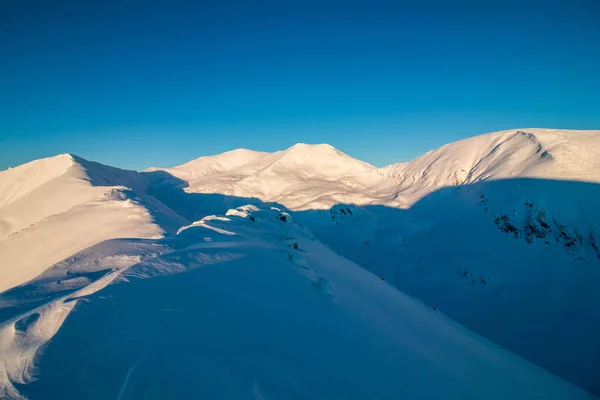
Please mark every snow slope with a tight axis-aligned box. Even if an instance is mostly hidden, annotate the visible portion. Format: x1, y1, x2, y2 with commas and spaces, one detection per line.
147, 148, 270, 179
381, 128, 600, 206
1, 127, 599, 398
151, 143, 389, 210
146, 128, 600, 394
295, 178, 600, 394
151, 129, 600, 211
0, 154, 186, 293
0, 206, 594, 399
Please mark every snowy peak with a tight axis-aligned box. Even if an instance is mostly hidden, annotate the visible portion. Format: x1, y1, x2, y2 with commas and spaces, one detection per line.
145, 143, 387, 210
264, 143, 377, 178
0, 153, 186, 293
383, 129, 550, 182
280, 143, 372, 166
381, 129, 600, 206
162, 143, 376, 180
2, 128, 600, 398
0, 154, 78, 208
145, 129, 600, 211
166, 148, 270, 179
525, 128, 600, 182
0, 153, 146, 208
284, 142, 344, 156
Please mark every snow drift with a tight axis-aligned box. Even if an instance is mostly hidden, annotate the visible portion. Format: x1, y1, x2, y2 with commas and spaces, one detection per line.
1, 128, 599, 398
0, 207, 594, 399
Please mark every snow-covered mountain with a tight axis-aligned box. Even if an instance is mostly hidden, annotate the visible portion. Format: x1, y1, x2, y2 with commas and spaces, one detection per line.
0, 206, 594, 399
149, 128, 600, 210
146, 128, 600, 395
1, 128, 599, 399
149, 142, 389, 210
0, 154, 186, 294
381, 128, 600, 206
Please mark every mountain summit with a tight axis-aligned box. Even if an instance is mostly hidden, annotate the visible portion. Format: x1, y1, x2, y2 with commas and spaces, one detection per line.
149, 129, 600, 210
1, 128, 599, 398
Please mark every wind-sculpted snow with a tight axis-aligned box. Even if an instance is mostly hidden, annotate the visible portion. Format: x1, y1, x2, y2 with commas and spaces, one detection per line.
0, 155, 187, 293
1, 128, 600, 398
0, 207, 595, 399
142, 128, 600, 394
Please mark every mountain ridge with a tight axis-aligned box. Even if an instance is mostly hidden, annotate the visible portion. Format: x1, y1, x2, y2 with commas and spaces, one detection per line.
0, 154, 186, 293
1, 204, 596, 399
144, 128, 600, 210
1, 128, 600, 397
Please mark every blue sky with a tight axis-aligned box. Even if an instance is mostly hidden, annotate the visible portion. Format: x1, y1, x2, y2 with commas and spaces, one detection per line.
1, 0, 599, 170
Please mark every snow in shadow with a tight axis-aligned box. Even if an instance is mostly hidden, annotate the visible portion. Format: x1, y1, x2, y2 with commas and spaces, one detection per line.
1, 171, 599, 398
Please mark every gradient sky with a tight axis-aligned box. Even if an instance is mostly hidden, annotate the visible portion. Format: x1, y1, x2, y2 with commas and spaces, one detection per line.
1, 0, 599, 171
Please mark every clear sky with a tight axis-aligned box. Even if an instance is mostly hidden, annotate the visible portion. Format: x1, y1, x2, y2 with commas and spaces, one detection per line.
1, 0, 599, 171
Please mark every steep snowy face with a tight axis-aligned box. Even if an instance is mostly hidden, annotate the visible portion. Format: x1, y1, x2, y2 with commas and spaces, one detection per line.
0, 155, 186, 293
290, 129, 600, 395
0, 154, 78, 208
382, 129, 600, 206
0, 206, 594, 399
296, 177, 600, 394
523, 128, 600, 182
0, 154, 103, 242
382, 130, 552, 184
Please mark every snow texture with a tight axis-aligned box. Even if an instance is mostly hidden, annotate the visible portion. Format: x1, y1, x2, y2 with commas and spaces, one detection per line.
1, 128, 599, 399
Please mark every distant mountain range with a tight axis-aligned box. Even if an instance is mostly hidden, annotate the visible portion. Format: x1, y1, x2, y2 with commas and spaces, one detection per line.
1, 128, 598, 399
